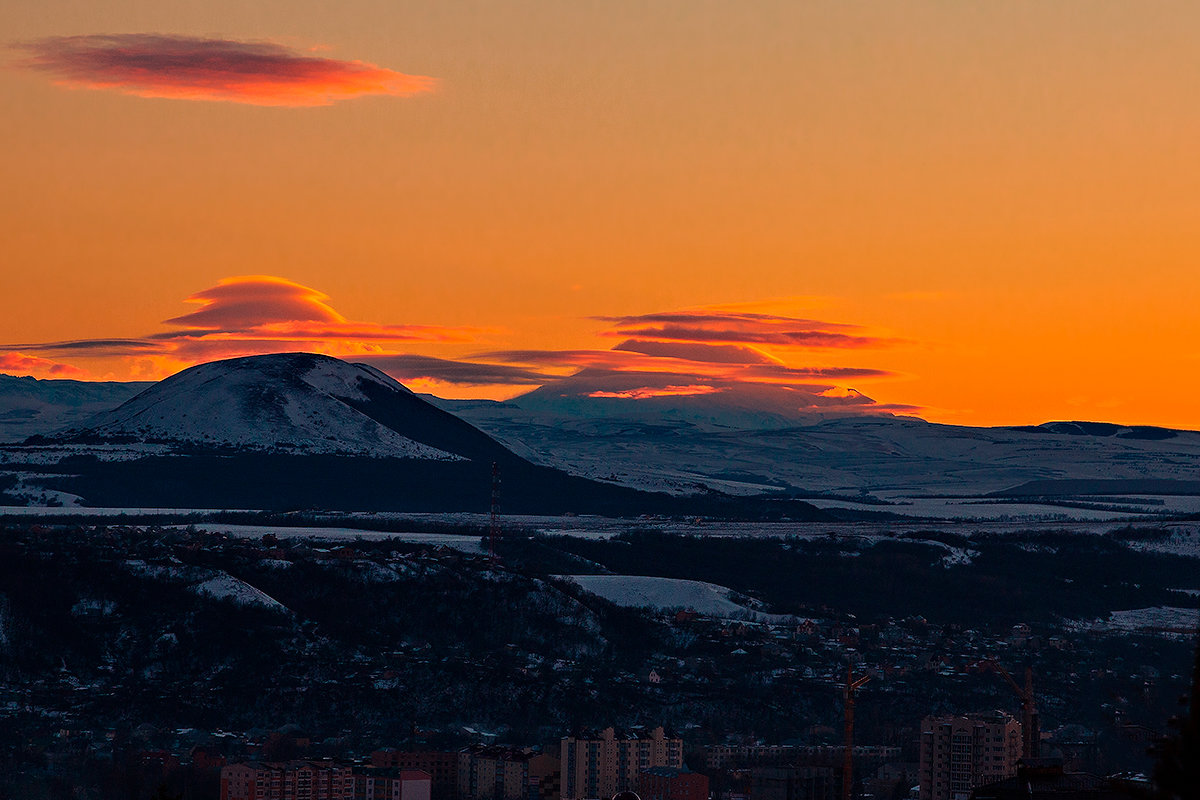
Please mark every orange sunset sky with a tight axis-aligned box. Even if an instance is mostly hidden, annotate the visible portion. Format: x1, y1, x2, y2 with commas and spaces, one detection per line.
2, 2, 1199, 427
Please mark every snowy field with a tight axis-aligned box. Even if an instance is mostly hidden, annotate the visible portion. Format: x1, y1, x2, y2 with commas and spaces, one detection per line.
0, 443, 175, 465
1123, 527, 1200, 558
0, 506, 237, 517
4, 507, 1200, 558
1070, 606, 1200, 636
806, 497, 1151, 522
803, 491, 1200, 522
181, 523, 486, 552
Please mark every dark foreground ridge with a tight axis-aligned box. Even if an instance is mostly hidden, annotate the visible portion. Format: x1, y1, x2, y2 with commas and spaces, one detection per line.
37, 453, 842, 518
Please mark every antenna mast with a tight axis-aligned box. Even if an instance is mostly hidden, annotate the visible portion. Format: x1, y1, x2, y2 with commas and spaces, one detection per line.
489, 461, 501, 562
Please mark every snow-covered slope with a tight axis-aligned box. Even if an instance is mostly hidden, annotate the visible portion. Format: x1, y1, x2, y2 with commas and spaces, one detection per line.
193, 573, 288, 611
562, 574, 780, 619
67, 353, 459, 459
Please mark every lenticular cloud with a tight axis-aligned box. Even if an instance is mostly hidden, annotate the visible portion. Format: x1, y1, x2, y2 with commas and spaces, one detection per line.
15, 33, 437, 106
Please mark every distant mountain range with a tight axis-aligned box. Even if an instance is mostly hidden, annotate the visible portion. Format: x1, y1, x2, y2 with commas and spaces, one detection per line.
428, 395, 1200, 499
0, 374, 150, 441
0, 354, 833, 518
3, 353, 1200, 518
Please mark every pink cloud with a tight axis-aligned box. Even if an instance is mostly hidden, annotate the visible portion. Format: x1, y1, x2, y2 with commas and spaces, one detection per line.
14, 34, 436, 107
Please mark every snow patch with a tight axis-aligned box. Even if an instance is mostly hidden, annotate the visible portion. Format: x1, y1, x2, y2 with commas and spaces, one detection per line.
193, 574, 287, 612
1124, 529, 1200, 559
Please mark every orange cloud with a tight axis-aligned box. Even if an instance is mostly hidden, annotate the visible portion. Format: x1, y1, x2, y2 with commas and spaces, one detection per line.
588, 385, 722, 399
0, 282, 907, 418
596, 310, 893, 348
519, 368, 912, 417
475, 348, 889, 382
458, 304, 906, 415
0, 353, 88, 379
357, 354, 549, 386
165, 275, 344, 329
612, 340, 781, 364
1, 339, 165, 356
14, 34, 436, 106
158, 277, 479, 344
0, 276, 482, 379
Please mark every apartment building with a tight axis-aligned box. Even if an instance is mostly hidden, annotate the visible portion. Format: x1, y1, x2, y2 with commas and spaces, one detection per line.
919, 712, 1021, 800
560, 727, 684, 800
457, 745, 560, 800
220, 760, 355, 800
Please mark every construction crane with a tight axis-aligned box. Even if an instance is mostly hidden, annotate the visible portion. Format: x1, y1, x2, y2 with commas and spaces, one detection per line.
977, 660, 1039, 759
842, 665, 870, 800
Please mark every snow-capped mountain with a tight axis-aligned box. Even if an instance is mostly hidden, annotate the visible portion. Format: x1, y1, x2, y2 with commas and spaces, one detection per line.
62, 353, 502, 461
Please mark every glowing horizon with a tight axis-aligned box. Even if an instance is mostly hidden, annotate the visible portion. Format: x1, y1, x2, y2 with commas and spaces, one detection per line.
0, 275, 910, 419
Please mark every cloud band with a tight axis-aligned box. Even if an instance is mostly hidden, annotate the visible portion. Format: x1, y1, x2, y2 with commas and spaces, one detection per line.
14, 34, 436, 106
